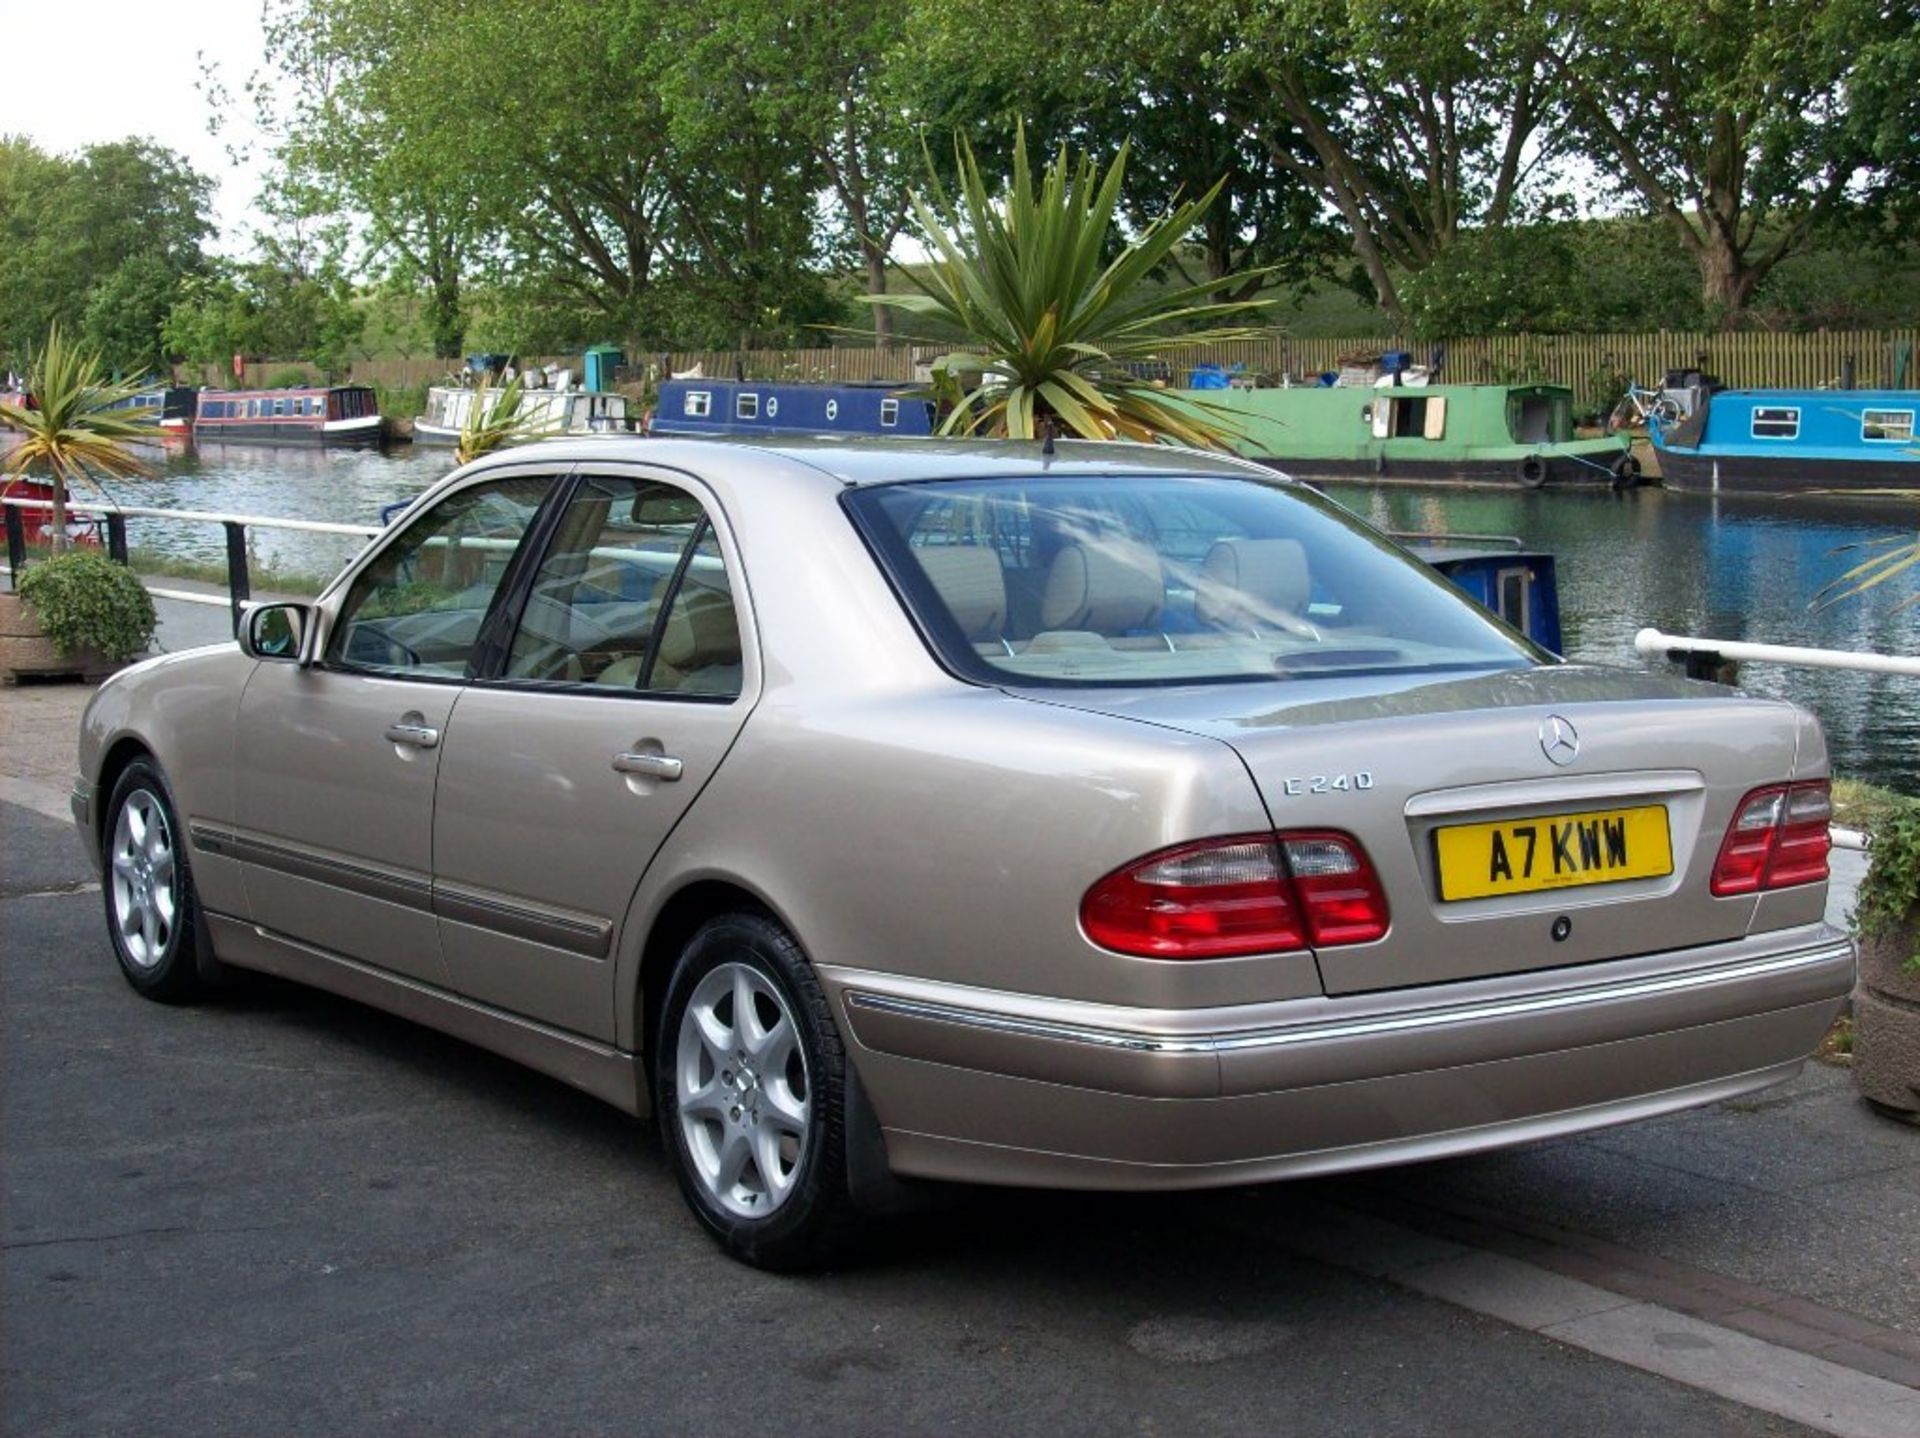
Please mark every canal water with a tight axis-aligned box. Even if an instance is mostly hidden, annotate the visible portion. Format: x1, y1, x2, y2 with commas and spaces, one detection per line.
92, 444, 1920, 793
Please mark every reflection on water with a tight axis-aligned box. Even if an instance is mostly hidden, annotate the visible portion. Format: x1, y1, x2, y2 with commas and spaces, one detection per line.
1324, 482, 1920, 792
98, 441, 449, 584
89, 444, 1919, 792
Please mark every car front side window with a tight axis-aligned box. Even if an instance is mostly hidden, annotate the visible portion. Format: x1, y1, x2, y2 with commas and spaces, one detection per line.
330, 476, 552, 678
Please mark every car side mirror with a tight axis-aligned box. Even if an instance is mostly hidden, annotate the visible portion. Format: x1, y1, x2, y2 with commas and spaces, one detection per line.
239, 602, 312, 663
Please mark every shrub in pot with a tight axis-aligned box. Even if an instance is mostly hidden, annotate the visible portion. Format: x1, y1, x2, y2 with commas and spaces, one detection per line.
3, 549, 156, 679
1852, 800, 1920, 1120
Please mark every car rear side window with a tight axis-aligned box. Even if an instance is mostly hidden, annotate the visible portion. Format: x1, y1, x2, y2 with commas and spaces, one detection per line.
848, 474, 1544, 686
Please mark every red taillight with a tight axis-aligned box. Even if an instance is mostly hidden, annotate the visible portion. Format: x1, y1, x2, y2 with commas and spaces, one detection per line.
1710, 781, 1831, 896
1081, 831, 1388, 959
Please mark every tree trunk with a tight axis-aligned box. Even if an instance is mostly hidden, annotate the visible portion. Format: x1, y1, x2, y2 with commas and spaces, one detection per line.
48, 470, 68, 556
429, 272, 465, 360
865, 246, 891, 343
1696, 237, 1763, 328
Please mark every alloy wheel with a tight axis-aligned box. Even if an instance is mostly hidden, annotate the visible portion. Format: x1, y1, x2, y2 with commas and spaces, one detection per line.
110, 789, 177, 969
675, 961, 812, 1219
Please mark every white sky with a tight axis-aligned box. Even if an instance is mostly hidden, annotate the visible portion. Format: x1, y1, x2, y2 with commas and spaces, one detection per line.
0, 0, 270, 252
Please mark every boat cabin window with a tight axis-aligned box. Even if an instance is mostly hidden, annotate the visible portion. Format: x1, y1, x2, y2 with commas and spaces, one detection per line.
1497, 567, 1534, 636
1370, 395, 1447, 440
736, 392, 759, 420
684, 390, 711, 418
825, 399, 839, 421
1751, 406, 1799, 440
1862, 409, 1914, 443
273, 398, 287, 417
1509, 392, 1562, 443
881, 398, 900, 427
766, 397, 779, 419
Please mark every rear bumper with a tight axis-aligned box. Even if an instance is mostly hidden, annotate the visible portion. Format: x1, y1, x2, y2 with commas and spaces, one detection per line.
822, 924, 1854, 1189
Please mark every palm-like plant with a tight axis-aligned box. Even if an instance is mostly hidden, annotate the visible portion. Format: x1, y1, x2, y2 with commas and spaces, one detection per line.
866, 128, 1273, 448
454, 375, 561, 465
0, 325, 153, 553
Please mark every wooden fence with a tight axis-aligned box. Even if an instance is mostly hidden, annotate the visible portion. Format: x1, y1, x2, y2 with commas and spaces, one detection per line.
216, 328, 1919, 405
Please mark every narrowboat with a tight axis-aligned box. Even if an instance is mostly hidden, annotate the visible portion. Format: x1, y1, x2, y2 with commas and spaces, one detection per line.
107, 385, 197, 440
1647, 375, 1918, 496
1180, 383, 1640, 489
651, 378, 935, 438
194, 385, 385, 446
1398, 533, 1563, 652
411, 385, 633, 444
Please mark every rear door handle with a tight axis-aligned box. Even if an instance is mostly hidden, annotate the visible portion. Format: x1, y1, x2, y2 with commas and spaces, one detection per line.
385, 721, 441, 749
612, 751, 683, 781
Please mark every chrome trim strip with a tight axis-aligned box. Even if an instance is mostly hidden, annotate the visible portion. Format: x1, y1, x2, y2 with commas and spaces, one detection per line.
433, 883, 612, 959
847, 939, 1855, 1058
196, 822, 613, 959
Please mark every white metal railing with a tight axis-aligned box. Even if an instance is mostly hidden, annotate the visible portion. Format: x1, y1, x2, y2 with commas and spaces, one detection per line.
1634, 627, 1920, 679
2, 493, 383, 629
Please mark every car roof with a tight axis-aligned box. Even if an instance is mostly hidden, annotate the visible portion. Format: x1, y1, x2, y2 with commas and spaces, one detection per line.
468, 435, 1281, 488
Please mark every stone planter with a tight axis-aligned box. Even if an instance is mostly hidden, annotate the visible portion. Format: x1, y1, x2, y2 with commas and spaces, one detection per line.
0, 590, 114, 683
1853, 911, 1920, 1121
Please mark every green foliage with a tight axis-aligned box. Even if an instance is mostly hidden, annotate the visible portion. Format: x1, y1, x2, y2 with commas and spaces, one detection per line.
867, 128, 1272, 446
16, 549, 157, 662
1855, 799, 1920, 971
0, 137, 213, 370
1813, 527, 1920, 612
454, 375, 560, 464
269, 366, 317, 388
0, 325, 154, 552
163, 260, 366, 376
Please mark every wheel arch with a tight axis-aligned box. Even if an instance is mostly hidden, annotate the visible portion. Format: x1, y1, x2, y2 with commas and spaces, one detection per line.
93, 735, 157, 847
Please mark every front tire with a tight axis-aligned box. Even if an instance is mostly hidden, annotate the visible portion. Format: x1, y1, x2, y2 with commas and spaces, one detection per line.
102, 759, 206, 1003
656, 913, 862, 1269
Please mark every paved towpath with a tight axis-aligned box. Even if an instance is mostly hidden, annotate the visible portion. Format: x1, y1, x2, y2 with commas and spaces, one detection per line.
1, 678, 1910, 1436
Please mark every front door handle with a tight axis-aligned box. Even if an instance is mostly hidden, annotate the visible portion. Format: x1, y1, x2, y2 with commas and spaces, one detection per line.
385, 720, 441, 749
612, 750, 683, 781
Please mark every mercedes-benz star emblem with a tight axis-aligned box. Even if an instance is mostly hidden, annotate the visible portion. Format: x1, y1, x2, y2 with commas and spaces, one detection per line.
1539, 714, 1580, 766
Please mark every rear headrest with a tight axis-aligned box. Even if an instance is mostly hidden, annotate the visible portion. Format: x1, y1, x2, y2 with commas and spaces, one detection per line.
1195, 538, 1310, 630
1041, 542, 1163, 633
917, 545, 1006, 641
656, 586, 741, 676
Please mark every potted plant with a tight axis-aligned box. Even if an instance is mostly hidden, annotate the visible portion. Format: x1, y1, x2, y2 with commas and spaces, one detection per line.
1851, 800, 1920, 1120
1, 324, 156, 679
861, 126, 1273, 448
3, 548, 156, 680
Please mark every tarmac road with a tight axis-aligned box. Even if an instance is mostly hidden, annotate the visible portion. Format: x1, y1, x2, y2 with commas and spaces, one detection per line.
2, 797, 1911, 1437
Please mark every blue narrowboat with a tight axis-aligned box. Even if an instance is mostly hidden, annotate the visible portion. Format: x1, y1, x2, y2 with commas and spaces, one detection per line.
1648, 375, 1918, 495
651, 378, 935, 439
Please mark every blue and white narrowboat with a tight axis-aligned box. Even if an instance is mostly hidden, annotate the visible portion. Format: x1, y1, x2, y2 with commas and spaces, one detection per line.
651, 379, 935, 439
195, 385, 386, 446
1649, 376, 1918, 495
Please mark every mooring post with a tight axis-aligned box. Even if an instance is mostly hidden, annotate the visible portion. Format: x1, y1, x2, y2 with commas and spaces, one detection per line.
224, 521, 251, 636
106, 513, 129, 566
4, 505, 25, 578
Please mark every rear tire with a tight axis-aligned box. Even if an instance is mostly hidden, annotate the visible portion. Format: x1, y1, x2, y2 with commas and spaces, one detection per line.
656, 913, 863, 1270
101, 759, 206, 1004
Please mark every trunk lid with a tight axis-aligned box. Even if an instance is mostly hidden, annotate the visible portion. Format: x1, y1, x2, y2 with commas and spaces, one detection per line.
1014, 664, 1810, 994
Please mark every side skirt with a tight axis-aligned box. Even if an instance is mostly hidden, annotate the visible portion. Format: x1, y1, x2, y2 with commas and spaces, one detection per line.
204, 912, 647, 1116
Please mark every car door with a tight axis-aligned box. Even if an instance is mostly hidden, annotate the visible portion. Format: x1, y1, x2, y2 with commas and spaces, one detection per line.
428, 468, 757, 1040
232, 470, 560, 985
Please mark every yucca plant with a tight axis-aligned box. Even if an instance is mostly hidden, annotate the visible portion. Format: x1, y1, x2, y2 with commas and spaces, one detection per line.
0, 325, 153, 553
866, 128, 1273, 447
1813, 525, 1920, 613
454, 375, 561, 465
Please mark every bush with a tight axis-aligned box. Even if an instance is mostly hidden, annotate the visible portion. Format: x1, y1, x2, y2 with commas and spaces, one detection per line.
17, 549, 157, 661
1856, 798, 1920, 972
268, 366, 316, 389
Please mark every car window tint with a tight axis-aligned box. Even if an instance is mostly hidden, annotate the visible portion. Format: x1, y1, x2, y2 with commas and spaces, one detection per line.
332, 477, 551, 677
851, 475, 1544, 687
505, 476, 708, 687
644, 527, 742, 699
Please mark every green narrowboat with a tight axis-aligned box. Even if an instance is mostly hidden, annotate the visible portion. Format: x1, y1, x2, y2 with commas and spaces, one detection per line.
1180, 383, 1641, 489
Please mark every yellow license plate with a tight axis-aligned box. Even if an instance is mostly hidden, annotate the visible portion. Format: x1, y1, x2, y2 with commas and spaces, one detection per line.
1433, 804, 1673, 901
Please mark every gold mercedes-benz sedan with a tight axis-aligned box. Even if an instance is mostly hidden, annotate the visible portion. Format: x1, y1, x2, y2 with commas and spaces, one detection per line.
72, 438, 1854, 1268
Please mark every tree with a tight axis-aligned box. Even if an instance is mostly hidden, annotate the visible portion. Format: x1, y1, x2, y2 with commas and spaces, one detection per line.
1547, 0, 1916, 322
868, 130, 1275, 446
0, 326, 153, 553
162, 258, 365, 376
0, 137, 213, 368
